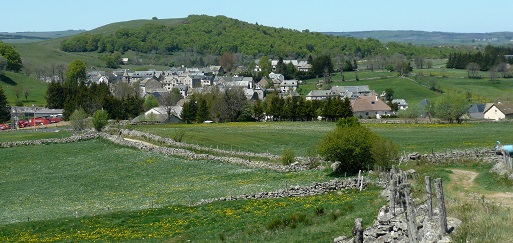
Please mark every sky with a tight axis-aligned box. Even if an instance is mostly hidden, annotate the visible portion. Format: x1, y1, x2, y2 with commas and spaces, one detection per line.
2, 0, 513, 33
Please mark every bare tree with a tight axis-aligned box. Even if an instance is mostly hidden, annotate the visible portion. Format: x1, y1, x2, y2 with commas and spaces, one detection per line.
489, 66, 499, 82
24, 88, 30, 101
414, 56, 424, 69
466, 62, 480, 78
162, 88, 181, 121
112, 82, 138, 98
496, 62, 508, 78
13, 86, 22, 100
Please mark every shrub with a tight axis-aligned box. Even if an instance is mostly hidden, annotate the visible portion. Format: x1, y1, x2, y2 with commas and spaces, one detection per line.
281, 148, 295, 165
318, 120, 398, 174
266, 213, 310, 230
69, 108, 88, 131
92, 110, 109, 132
173, 129, 186, 142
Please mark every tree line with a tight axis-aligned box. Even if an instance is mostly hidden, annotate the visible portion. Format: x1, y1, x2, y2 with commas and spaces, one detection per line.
446, 45, 513, 71
46, 60, 143, 120
180, 88, 353, 124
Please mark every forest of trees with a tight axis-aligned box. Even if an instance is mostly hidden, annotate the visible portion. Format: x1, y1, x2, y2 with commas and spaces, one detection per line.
60, 15, 452, 60
446, 45, 513, 71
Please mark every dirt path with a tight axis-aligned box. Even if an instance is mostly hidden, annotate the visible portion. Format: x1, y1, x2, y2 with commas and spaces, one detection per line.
449, 169, 513, 207
123, 138, 157, 147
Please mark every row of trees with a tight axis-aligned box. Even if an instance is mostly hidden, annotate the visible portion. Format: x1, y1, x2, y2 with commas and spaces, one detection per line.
45, 60, 143, 120
446, 45, 513, 71
180, 88, 354, 124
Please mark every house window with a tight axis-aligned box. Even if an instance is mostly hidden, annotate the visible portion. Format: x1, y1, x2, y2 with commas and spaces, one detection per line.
365, 112, 369, 116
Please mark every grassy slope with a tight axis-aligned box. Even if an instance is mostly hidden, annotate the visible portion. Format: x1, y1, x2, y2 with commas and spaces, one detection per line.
300, 71, 442, 105
87, 18, 186, 35
0, 71, 48, 106
0, 139, 333, 225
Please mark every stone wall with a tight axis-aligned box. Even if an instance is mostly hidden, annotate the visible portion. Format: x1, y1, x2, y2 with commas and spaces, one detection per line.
0, 131, 99, 148
402, 149, 499, 164
194, 178, 365, 206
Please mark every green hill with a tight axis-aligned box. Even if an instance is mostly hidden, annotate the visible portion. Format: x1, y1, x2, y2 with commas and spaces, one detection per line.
0, 71, 48, 106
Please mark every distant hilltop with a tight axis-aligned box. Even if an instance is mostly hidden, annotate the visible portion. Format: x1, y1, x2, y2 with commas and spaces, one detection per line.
0, 30, 86, 43
324, 30, 513, 46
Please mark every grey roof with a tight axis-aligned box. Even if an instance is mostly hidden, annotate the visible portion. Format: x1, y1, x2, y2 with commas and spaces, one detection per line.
306, 90, 331, 97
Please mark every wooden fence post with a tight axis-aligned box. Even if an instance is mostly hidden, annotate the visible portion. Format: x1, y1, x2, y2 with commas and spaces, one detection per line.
425, 176, 433, 219
353, 218, 363, 243
435, 178, 448, 235
404, 183, 418, 242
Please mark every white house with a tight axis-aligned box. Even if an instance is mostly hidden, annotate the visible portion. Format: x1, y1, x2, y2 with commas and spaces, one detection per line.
484, 102, 513, 120
392, 99, 409, 110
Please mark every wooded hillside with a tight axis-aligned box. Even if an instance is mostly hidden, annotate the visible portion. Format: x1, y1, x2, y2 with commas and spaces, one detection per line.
60, 15, 452, 59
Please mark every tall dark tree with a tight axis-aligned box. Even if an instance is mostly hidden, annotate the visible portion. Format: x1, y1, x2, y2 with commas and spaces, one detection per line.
312, 55, 334, 77
45, 81, 65, 109
196, 97, 209, 123
0, 87, 10, 123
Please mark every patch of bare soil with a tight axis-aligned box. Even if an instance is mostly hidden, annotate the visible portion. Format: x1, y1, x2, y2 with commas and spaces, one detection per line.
123, 138, 157, 147
449, 169, 513, 207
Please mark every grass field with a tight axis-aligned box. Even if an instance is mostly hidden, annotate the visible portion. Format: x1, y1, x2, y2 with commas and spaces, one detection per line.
2, 121, 513, 241
0, 71, 48, 106
132, 121, 513, 155
0, 187, 383, 242
0, 129, 71, 143
0, 138, 337, 225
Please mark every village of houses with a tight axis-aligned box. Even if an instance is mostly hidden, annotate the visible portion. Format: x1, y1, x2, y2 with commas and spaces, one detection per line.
14, 59, 513, 126
85, 58, 513, 122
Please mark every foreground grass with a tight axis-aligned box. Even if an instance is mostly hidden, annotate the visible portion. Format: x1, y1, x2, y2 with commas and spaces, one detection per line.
0, 187, 384, 242
0, 138, 333, 225
407, 160, 513, 242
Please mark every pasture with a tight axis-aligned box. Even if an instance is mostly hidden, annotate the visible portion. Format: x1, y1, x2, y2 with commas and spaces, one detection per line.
2, 121, 513, 241
132, 121, 513, 155
0, 138, 334, 225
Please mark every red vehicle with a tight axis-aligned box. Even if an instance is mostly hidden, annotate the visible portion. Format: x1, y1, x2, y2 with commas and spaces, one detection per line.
17, 120, 29, 128
28, 117, 50, 126
0, 123, 9, 130
48, 117, 61, 123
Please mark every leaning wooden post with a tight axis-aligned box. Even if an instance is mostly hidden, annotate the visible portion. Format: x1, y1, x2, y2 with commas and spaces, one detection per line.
435, 178, 448, 235
389, 174, 397, 216
352, 218, 363, 243
404, 183, 418, 242
425, 176, 433, 219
